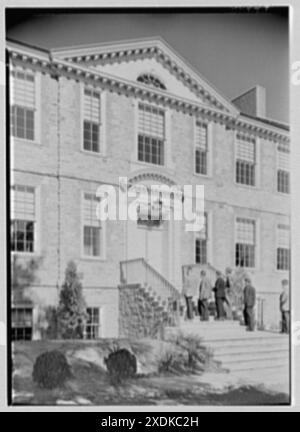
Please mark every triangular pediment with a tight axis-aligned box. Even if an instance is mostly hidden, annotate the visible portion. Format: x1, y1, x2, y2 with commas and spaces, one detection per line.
52, 37, 239, 115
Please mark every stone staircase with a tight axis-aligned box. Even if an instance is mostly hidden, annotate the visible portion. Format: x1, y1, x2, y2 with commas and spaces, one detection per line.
164, 319, 290, 376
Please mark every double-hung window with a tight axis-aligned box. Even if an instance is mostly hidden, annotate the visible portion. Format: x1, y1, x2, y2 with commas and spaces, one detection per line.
236, 133, 256, 186
195, 213, 208, 264
10, 69, 35, 141
277, 224, 290, 270
85, 307, 101, 339
11, 185, 36, 253
195, 122, 208, 175
138, 103, 165, 165
277, 142, 290, 194
83, 88, 101, 153
12, 307, 33, 341
235, 218, 256, 268
83, 193, 102, 257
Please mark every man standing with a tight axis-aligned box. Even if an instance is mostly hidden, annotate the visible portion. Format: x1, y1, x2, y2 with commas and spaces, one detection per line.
224, 267, 233, 319
213, 270, 226, 320
183, 266, 196, 320
243, 276, 256, 331
198, 270, 212, 321
279, 279, 290, 334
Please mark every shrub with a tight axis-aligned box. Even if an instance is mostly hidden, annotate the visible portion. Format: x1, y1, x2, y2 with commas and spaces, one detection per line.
175, 334, 212, 371
159, 334, 213, 375
104, 348, 137, 384
158, 348, 187, 374
32, 350, 72, 389
57, 261, 87, 339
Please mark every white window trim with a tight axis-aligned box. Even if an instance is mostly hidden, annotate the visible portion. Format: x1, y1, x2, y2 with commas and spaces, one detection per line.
80, 190, 106, 261
84, 306, 102, 339
10, 64, 41, 145
193, 119, 213, 178
134, 100, 169, 168
80, 83, 106, 156
11, 184, 41, 257
276, 145, 290, 195
234, 216, 260, 270
275, 223, 290, 272
234, 131, 260, 189
193, 211, 212, 264
11, 305, 35, 341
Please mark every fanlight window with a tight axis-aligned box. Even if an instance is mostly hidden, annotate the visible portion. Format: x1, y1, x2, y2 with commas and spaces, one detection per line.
137, 74, 166, 90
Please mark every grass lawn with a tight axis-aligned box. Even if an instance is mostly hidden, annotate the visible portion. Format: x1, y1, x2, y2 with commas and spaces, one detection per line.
11, 339, 289, 406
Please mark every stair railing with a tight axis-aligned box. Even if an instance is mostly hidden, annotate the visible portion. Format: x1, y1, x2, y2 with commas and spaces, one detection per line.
120, 258, 181, 325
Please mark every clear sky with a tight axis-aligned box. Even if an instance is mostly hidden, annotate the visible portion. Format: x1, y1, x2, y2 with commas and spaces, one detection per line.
6, 9, 289, 122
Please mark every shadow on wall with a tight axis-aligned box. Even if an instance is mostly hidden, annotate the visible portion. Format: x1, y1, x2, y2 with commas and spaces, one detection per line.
11, 255, 58, 338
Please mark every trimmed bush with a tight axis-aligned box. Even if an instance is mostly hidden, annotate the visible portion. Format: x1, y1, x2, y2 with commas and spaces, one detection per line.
104, 348, 137, 384
57, 261, 87, 339
32, 350, 72, 389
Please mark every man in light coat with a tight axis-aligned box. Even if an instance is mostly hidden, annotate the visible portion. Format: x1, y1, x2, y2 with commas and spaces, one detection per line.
183, 266, 196, 320
280, 279, 290, 334
198, 270, 212, 321
224, 267, 233, 319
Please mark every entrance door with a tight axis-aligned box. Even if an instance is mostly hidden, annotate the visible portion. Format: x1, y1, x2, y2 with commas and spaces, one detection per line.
126, 218, 169, 277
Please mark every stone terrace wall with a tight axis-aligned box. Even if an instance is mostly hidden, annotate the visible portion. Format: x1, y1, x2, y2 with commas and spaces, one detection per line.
118, 284, 169, 339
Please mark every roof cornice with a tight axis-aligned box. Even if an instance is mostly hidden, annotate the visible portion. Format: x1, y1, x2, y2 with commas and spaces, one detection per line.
6, 41, 289, 144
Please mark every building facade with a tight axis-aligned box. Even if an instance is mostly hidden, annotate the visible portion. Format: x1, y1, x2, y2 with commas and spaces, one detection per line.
7, 37, 290, 340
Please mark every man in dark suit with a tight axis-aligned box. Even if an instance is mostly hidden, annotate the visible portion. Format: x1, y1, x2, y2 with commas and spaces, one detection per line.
243, 276, 256, 331
213, 270, 226, 320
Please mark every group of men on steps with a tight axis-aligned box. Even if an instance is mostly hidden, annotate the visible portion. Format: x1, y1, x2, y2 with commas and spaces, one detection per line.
183, 267, 290, 334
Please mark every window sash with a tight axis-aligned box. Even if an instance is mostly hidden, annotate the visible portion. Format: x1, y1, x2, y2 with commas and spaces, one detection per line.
84, 226, 101, 256
11, 69, 35, 108
85, 307, 100, 339
138, 103, 165, 139
11, 307, 33, 341
235, 243, 255, 268
277, 225, 290, 248
195, 148, 207, 175
83, 193, 100, 227
138, 134, 164, 165
277, 150, 289, 171
11, 220, 35, 252
236, 133, 256, 163
236, 218, 255, 245
195, 122, 207, 150
83, 120, 100, 152
236, 160, 255, 186
277, 170, 290, 194
84, 88, 101, 123
11, 185, 35, 220
195, 238, 207, 264
277, 248, 290, 271
10, 106, 35, 140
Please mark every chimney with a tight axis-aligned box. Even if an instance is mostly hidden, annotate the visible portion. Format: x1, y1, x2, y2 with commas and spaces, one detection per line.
232, 85, 266, 118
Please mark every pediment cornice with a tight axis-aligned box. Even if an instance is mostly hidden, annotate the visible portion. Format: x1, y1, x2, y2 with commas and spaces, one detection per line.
52, 38, 239, 115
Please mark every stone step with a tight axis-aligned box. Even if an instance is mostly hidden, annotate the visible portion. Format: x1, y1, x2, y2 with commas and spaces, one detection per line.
208, 341, 289, 356
179, 320, 242, 328
214, 347, 288, 363
203, 333, 289, 344
221, 355, 289, 372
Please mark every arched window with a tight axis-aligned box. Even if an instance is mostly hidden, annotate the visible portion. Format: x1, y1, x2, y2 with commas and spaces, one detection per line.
137, 73, 166, 90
